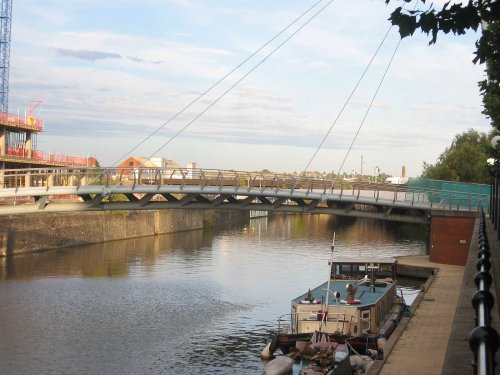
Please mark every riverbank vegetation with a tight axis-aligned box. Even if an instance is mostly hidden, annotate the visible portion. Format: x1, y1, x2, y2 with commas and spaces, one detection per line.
421, 129, 493, 183
385, 1, 499, 183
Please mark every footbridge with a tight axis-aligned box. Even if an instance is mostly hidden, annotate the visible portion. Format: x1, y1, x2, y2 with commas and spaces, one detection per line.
0, 167, 489, 223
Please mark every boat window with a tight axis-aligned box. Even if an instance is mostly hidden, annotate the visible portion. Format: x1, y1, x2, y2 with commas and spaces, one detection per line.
361, 310, 370, 333
334, 265, 341, 275
332, 262, 395, 279
340, 265, 351, 273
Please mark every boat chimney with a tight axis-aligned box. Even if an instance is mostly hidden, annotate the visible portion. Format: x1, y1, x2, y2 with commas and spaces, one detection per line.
368, 264, 377, 292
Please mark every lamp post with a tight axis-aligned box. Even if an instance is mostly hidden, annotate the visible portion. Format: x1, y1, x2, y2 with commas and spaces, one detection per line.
491, 136, 500, 238
488, 158, 495, 224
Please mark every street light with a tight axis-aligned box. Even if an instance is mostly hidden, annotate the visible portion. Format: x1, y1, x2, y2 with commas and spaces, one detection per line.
490, 136, 500, 237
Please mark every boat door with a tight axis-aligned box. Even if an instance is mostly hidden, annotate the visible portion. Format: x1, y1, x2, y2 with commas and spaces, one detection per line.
361, 309, 371, 334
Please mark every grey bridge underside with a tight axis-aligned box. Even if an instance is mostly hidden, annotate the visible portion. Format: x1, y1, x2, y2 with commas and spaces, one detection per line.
0, 185, 435, 223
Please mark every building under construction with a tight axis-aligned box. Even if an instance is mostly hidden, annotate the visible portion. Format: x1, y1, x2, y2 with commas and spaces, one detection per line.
0, 0, 96, 172
0, 109, 97, 170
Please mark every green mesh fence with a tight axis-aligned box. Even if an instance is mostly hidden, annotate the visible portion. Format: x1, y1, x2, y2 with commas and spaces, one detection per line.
406, 178, 490, 210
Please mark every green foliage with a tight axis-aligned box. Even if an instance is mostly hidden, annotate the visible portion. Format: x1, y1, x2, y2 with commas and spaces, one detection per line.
378, 172, 391, 182
306, 288, 314, 302
384, 1, 500, 142
478, 21, 500, 131
385, 0, 498, 63
421, 129, 494, 183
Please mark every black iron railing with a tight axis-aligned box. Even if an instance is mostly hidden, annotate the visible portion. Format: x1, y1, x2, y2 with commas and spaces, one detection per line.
470, 209, 499, 374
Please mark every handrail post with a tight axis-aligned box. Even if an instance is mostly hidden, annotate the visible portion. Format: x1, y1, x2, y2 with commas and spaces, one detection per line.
491, 174, 494, 222
234, 172, 240, 190
156, 168, 161, 190
180, 169, 186, 190
497, 183, 500, 239
247, 172, 253, 192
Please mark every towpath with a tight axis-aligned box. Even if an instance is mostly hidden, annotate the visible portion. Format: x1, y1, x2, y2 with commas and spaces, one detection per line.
379, 256, 465, 375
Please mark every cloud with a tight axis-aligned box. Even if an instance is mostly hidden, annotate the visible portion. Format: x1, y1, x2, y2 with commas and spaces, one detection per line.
7, 0, 489, 176
55, 48, 122, 62
126, 56, 163, 65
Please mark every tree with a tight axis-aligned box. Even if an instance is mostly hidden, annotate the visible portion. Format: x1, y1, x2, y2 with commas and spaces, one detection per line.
421, 129, 493, 183
385, 1, 500, 133
385, 0, 499, 63
478, 21, 500, 131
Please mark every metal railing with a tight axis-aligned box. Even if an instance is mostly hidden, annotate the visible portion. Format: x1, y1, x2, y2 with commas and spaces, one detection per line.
0, 111, 44, 131
4, 148, 97, 167
470, 208, 499, 374
0, 167, 490, 211
289, 310, 372, 336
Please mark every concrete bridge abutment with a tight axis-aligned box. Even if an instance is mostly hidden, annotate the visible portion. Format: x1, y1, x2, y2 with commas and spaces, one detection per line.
429, 210, 478, 266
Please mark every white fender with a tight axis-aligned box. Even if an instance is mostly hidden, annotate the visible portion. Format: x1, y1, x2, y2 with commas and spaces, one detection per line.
350, 355, 372, 367
265, 356, 293, 375
262, 336, 279, 359
261, 342, 272, 359
334, 350, 348, 363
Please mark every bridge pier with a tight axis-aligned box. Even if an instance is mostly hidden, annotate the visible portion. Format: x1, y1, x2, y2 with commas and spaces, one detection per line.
429, 210, 478, 266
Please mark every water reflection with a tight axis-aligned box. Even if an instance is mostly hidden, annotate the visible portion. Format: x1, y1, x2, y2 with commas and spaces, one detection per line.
1, 214, 427, 282
0, 214, 428, 375
0, 228, 210, 280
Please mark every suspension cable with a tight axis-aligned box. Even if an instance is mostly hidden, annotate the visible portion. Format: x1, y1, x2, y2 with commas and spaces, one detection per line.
303, 1, 416, 176
106, 0, 337, 194
87, 0, 327, 185
301, 22, 394, 173
334, 36, 403, 183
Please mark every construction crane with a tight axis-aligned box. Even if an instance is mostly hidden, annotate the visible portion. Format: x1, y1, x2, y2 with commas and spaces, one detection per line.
0, 0, 12, 113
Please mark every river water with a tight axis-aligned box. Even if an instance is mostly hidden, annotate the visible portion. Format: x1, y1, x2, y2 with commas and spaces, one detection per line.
0, 213, 427, 375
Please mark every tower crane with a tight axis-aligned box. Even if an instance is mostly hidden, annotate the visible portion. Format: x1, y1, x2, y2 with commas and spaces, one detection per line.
0, 0, 12, 113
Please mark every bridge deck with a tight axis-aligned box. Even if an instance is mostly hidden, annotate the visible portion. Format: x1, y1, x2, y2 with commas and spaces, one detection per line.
0, 167, 489, 221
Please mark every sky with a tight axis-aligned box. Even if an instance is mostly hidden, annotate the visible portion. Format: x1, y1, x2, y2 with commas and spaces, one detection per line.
8, 0, 490, 177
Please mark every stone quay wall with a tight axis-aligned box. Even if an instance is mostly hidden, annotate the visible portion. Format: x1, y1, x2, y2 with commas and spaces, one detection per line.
0, 209, 250, 256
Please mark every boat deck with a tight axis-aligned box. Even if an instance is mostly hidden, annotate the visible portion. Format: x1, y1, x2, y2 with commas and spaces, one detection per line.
293, 279, 393, 308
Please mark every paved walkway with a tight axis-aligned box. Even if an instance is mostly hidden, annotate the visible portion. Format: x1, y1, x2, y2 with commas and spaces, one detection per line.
379, 256, 465, 375
379, 216, 500, 375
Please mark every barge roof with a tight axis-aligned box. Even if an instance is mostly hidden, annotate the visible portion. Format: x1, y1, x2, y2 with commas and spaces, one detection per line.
293, 279, 394, 308
329, 256, 397, 264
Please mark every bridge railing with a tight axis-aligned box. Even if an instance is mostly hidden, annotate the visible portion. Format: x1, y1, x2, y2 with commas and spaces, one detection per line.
0, 167, 380, 191
404, 186, 490, 211
0, 167, 489, 211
